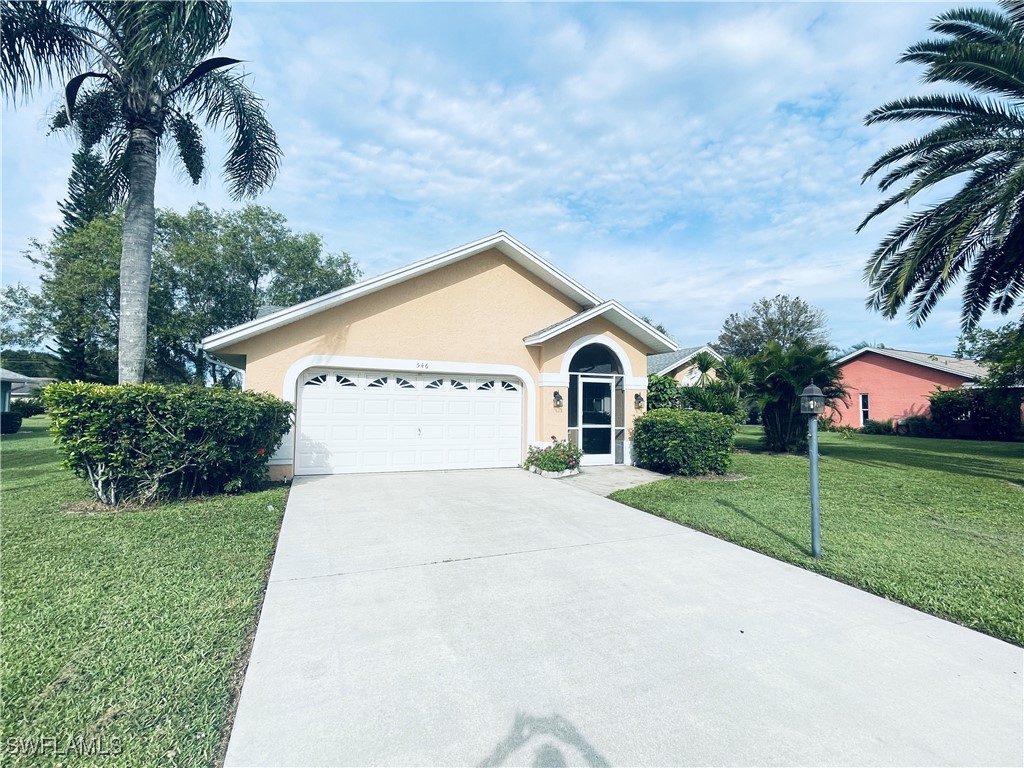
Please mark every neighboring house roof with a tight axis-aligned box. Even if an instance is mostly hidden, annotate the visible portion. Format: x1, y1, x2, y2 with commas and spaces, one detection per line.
0, 367, 38, 384
523, 300, 677, 354
834, 347, 987, 380
647, 345, 723, 376
204, 232, 668, 353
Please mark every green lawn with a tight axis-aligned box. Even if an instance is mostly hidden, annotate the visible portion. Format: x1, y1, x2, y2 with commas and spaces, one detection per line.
1, 418, 286, 766
613, 426, 1024, 647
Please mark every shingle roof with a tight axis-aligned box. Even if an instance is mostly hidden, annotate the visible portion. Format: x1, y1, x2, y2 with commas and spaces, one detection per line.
0, 367, 38, 384
835, 347, 987, 380
647, 345, 721, 375
523, 301, 677, 353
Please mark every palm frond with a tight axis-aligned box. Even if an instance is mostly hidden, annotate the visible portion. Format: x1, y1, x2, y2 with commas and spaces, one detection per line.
116, 1, 231, 89
865, 92, 1024, 125
179, 69, 280, 199
1, 1, 87, 99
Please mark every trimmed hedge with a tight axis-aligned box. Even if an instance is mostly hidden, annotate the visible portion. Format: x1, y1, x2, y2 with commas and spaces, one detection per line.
632, 408, 736, 476
1, 412, 23, 434
43, 383, 293, 505
860, 418, 893, 435
10, 398, 45, 418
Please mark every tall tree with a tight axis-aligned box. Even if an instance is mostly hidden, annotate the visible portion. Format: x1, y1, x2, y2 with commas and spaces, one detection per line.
153, 204, 360, 382
2, 1, 280, 383
3, 205, 359, 384
2, 214, 122, 382
57, 147, 114, 234
859, 0, 1024, 331
717, 295, 831, 358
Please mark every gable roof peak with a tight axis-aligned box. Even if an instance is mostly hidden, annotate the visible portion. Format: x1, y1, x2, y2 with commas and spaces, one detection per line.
203, 231, 603, 352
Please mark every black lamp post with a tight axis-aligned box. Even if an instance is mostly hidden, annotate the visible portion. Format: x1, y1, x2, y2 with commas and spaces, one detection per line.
800, 382, 825, 558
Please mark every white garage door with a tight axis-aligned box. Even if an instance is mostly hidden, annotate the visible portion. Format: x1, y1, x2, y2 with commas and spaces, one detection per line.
295, 370, 523, 475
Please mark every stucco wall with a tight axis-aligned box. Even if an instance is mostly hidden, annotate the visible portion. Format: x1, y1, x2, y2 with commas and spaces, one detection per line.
832, 352, 972, 427
220, 248, 657, 473
223, 249, 583, 396
535, 315, 650, 442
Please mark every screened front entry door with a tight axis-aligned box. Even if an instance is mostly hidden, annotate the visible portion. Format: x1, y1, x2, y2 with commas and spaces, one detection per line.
579, 377, 613, 465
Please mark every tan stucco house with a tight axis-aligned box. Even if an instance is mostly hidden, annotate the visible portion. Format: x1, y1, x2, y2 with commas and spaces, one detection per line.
202, 232, 678, 479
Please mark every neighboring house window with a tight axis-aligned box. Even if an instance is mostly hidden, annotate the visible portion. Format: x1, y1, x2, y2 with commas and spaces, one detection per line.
860, 393, 870, 425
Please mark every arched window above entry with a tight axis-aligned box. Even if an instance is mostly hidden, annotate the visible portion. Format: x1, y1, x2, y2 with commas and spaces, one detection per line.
569, 343, 623, 374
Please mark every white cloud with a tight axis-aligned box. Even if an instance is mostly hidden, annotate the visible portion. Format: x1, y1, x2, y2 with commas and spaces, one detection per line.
2, 1, 978, 355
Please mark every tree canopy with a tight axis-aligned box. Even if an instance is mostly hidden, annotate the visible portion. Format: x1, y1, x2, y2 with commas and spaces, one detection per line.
859, 0, 1024, 331
716, 295, 831, 359
957, 319, 1024, 388
4, 205, 360, 384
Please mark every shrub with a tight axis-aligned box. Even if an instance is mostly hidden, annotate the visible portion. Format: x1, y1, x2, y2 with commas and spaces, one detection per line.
819, 417, 856, 438
632, 408, 736, 476
679, 382, 744, 422
525, 439, 582, 473
860, 418, 894, 435
901, 415, 938, 438
10, 398, 45, 417
1, 412, 23, 434
929, 387, 1023, 441
43, 382, 294, 506
646, 374, 682, 410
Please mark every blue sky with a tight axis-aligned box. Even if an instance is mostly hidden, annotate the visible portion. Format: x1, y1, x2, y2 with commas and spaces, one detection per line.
2, 0, 989, 355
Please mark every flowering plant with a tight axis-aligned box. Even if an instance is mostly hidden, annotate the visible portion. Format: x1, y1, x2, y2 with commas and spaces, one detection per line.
524, 438, 582, 473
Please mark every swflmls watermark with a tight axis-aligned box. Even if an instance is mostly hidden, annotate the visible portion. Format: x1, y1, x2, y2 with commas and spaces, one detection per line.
5, 735, 122, 757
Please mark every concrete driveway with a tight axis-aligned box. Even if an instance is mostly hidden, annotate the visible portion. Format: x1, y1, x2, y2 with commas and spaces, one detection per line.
225, 469, 1022, 767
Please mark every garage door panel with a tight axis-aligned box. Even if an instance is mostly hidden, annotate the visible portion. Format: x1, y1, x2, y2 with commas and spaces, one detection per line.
447, 402, 471, 416
331, 400, 359, 416
420, 425, 444, 440
363, 400, 389, 416
363, 425, 388, 441
330, 425, 359, 441
392, 425, 418, 440
393, 400, 418, 415
447, 424, 471, 440
296, 369, 523, 474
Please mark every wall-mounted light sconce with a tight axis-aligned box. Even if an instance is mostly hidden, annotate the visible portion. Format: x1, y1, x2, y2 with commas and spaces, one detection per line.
634, 393, 645, 409
553, 391, 563, 408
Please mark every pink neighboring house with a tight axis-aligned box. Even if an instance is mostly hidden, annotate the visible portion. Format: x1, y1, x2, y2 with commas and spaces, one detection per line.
831, 347, 987, 427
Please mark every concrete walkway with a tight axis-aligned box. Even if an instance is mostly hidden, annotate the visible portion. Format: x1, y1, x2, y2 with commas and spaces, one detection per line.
225, 469, 1022, 767
560, 464, 667, 496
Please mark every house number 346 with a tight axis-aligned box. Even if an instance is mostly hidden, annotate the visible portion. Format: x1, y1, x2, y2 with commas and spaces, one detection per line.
416, 362, 429, 369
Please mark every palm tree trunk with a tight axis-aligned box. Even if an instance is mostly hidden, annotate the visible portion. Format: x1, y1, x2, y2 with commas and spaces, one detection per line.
118, 128, 158, 384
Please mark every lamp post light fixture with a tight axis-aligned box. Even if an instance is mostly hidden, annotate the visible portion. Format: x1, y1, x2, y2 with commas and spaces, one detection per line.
800, 382, 825, 559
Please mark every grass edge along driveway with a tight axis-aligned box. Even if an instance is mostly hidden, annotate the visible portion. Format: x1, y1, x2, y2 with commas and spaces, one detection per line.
1, 418, 286, 767
613, 428, 1024, 647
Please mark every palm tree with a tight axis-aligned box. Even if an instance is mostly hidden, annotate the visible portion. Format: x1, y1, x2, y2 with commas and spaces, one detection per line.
752, 340, 847, 453
716, 355, 753, 399
859, 0, 1024, 332
690, 350, 718, 387
2, 1, 280, 383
